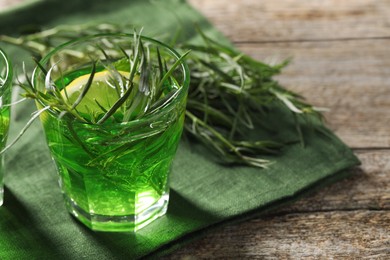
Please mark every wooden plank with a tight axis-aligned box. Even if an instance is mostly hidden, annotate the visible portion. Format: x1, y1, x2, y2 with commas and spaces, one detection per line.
0, 0, 24, 9
163, 150, 390, 259
188, 0, 390, 42
235, 39, 390, 148
278, 150, 390, 213
164, 210, 390, 259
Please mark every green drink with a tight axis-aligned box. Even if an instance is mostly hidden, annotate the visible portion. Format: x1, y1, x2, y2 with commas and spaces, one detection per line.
0, 49, 12, 206
32, 34, 189, 231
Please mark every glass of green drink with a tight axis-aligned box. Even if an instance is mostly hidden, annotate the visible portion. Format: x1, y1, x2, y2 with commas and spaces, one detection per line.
0, 49, 12, 207
32, 33, 189, 231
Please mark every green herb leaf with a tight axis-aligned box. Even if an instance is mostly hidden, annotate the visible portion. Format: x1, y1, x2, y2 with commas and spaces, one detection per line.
2, 23, 323, 168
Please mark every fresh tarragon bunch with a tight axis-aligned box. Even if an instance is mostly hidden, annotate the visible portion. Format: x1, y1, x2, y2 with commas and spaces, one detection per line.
0, 23, 322, 168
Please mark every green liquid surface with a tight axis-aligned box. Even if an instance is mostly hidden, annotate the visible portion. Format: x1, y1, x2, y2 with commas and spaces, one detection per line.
41, 67, 185, 231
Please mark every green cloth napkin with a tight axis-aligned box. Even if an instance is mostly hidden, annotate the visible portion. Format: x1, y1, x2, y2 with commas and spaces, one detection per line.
0, 0, 360, 259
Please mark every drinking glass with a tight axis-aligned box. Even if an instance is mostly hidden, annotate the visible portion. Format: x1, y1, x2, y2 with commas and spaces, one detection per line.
0, 49, 12, 206
32, 34, 189, 231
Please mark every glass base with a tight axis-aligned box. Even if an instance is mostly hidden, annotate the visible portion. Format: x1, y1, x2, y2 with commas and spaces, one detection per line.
63, 192, 169, 232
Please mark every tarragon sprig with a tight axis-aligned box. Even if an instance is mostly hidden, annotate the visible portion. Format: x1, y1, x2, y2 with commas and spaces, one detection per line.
1, 23, 323, 168
178, 28, 321, 166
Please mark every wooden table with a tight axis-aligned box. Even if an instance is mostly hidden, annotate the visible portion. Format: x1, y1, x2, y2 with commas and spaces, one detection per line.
164, 0, 390, 258
2, 0, 389, 258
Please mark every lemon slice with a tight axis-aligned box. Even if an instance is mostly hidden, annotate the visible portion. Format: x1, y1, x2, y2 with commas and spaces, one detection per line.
61, 70, 131, 117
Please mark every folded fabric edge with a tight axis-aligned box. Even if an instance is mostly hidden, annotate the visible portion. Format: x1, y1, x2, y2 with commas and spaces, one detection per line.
146, 161, 359, 259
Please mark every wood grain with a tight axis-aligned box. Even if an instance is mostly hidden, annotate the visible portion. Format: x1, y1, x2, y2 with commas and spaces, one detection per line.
277, 150, 390, 213
163, 150, 390, 259
0, 0, 24, 9
189, 0, 390, 42
165, 210, 390, 259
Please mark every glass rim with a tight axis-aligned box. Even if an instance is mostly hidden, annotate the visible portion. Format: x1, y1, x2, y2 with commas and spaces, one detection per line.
32, 33, 190, 125
0, 48, 12, 86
